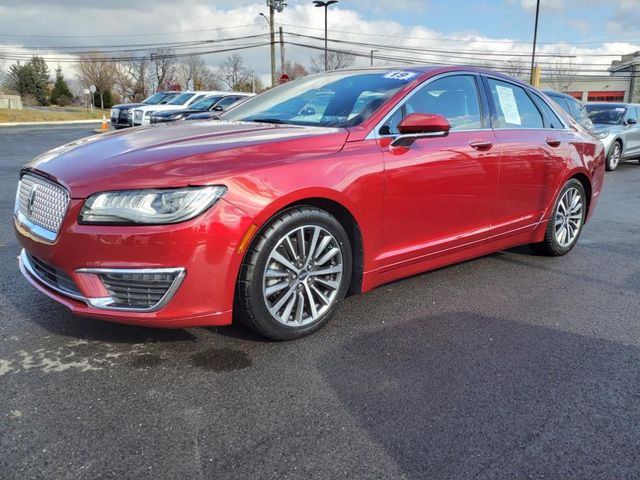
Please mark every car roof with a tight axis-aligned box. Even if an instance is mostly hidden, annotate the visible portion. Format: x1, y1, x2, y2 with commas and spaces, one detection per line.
542, 90, 579, 101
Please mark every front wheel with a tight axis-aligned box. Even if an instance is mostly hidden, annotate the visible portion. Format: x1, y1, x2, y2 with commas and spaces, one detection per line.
606, 141, 622, 171
532, 179, 586, 256
236, 207, 352, 340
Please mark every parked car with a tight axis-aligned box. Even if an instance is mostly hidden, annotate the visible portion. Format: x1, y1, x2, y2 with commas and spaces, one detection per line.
150, 93, 254, 124
14, 66, 605, 340
542, 90, 593, 132
585, 102, 640, 171
132, 91, 222, 126
110, 91, 180, 129
186, 96, 253, 120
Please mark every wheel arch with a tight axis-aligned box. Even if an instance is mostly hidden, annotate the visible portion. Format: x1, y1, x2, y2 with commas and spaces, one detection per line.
239, 191, 365, 295
570, 172, 592, 218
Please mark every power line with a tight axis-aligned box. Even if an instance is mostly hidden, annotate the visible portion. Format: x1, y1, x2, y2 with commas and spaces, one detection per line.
280, 23, 640, 47
0, 23, 261, 39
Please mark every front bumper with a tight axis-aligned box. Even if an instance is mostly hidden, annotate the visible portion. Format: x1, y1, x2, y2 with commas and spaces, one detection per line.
15, 197, 253, 328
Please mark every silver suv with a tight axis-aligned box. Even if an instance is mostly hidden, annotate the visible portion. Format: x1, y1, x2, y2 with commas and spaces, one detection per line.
585, 102, 640, 171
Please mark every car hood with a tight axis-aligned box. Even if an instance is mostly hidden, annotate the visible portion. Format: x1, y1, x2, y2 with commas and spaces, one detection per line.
112, 103, 145, 110
25, 121, 349, 198
137, 105, 184, 113
154, 108, 201, 117
591, 123, 623, 135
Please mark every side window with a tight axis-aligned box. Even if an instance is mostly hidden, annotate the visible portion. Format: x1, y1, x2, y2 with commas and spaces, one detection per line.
487, 79, 543, 129
531, 94, 565, 129
216, 96, 240, 109
567, 99, 589, 123
625, 107, 638, 123
380, 75, 482, 135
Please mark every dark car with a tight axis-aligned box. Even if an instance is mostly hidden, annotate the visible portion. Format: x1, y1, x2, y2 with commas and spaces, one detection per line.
186, 96, 253, 121
110, 91, 180, 129
542, 90, 593, 132
150, 94, 253, 124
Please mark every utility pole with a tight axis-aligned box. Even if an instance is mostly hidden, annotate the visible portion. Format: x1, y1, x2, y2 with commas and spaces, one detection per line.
279, 26, 286, 76
313, 1, 338, 71
263, 1, 286, 88
529, 0, 541, 85
370, 49, 378, 66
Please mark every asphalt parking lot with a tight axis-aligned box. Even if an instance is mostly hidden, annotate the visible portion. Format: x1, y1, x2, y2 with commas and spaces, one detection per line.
1, 124, 640, 479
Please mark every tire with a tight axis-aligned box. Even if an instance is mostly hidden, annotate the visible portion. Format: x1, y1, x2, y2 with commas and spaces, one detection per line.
236, 207, 352, 341
606, 140, 622, 171
532, 179, 587, 256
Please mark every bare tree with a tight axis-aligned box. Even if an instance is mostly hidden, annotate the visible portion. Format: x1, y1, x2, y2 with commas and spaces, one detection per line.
113, 59, 149, 102
544, 55, 579, 92
503, 59, 527, 79
309, 50, 355, 73
75, 53, 117, 109
199, 66, 224, 90
178, 54, 208, 90
150, 48, 178, 91
277, 60, 308, 80
216, 54, 251, 91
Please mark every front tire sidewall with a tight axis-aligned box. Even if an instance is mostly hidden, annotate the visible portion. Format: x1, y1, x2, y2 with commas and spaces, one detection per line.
242, 208, 352, 340
606, 141, 621, 171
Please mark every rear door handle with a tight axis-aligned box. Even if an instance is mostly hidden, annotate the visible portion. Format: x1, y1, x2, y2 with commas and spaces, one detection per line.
546, 137, 562, 147
469, 139, 493, 150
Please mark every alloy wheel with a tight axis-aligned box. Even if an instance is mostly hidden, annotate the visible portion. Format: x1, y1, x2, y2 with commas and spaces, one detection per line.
262, 225, 344, 326
610, 143, 621, 170
554, 187, 584, 248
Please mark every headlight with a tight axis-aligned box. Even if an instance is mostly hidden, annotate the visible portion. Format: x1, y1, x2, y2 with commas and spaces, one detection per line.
169, 113, 184, 120
79, 186, 227, 225
595, 131, 610, 139
145, 111, 152, 116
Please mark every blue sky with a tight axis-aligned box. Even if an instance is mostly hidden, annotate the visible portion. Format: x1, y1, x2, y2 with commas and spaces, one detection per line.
1, 0, 638, 82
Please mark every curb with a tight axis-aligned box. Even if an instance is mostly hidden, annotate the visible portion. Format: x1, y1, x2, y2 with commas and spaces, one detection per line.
0, 119, 104, 127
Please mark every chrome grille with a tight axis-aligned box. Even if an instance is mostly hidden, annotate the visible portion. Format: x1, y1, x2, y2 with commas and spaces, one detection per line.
23, 252, 83, 299
16, 173, 69, 241
98, 270, 183, 310
134, 110, 142, 122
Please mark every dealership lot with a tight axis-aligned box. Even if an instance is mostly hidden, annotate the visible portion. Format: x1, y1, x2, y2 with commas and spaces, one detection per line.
1, 125, 640, 479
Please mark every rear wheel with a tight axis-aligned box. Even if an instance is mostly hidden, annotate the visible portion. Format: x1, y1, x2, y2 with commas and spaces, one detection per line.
236, 207, 352, 340
532, 179, 586, 256
606, 141, 622, 171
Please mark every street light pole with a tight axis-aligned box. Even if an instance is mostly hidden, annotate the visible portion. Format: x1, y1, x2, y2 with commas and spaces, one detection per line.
313, 1, 338, 71
529, 0, 541, 85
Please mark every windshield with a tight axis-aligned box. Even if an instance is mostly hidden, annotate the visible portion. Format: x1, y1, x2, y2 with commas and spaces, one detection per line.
143, 92, 169, 105
190, 95, 225, 110
221, 70, 422, 127
168, 93, 196, 105
585, 104, 626, 125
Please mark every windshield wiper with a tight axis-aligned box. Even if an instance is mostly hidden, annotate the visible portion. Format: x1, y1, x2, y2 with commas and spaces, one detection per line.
248, 118, 288, 124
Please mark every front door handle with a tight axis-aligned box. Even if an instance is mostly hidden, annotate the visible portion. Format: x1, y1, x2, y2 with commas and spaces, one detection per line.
469, 139, 493, 150
546, 137, 562, 147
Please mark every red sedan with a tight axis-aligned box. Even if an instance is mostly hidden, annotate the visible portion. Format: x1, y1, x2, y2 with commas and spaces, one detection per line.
14, 66, 605, 340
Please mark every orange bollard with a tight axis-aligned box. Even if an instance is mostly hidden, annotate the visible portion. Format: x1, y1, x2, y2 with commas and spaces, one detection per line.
101, 114, 108, 131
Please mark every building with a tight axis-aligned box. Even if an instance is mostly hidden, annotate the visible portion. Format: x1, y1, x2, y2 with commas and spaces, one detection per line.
539, 51, 640, 103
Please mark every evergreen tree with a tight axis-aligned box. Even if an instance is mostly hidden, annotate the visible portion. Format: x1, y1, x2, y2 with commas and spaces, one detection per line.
50, 66, 73, 106
5, 56, 50, 105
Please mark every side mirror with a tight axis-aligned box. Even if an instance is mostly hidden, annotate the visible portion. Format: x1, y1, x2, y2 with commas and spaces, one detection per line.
212, 105, 224, 112
626, 117, 637, 125
397, 113, 451, 135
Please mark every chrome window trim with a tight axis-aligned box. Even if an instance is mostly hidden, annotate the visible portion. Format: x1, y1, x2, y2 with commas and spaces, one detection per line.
20, 249, 85, 301
75, 266, 186, 313
366, 71, 492, 140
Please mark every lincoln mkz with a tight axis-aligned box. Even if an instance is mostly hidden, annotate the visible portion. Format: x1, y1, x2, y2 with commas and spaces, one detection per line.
15, 66, 605, 340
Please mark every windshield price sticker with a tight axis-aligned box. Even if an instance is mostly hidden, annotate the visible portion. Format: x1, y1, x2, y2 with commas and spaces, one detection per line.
383, 71, 419, 81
